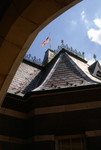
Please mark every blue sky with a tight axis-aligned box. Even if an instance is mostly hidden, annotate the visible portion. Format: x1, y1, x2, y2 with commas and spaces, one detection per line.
27, 0, 101, 65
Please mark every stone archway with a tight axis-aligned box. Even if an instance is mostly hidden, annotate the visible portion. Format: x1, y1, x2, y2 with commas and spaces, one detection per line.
0, 0, 82, 105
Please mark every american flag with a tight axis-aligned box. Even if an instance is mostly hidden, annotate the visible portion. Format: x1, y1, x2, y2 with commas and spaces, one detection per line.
42, 37, 49, 47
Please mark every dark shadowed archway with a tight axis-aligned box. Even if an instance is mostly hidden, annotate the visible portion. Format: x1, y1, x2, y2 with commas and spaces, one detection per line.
0, 0, 82, 105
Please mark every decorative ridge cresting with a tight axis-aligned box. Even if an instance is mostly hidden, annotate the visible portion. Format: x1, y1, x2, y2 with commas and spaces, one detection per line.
54, 41, 85, 59
24, 41, 85, 66
24, 54, 43, 66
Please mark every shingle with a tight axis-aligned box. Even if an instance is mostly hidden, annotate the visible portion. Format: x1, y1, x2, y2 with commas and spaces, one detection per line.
8, 61, 42, 95
8, 48, 101, 95
34, 50, 101, 91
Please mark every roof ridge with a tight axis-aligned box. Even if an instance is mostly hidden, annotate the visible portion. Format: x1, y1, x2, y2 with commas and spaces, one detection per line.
33, 53, 64, 91
33, 51, 98, 92
65, 53, 100, 84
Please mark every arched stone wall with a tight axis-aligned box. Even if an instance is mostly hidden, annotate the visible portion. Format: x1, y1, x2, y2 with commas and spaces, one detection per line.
0, 0, 82, 105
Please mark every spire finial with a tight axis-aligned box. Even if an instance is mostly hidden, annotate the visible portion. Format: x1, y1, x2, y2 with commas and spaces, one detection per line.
82, 52, 85, 59
61, 40, 64, 45
93, 54, 96, 61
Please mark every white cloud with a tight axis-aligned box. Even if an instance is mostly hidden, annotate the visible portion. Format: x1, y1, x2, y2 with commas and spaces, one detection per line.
95, 11, 101, 19
87, 18, 101, 45
81, 11, 89, 26
81, 11, 85, 19
71, 20, 77, 25
85, 19, 89, 24
88, 59, 95, 65
88, 59, 101, 65
99, 61, 101, 65
94, 18, 101, 28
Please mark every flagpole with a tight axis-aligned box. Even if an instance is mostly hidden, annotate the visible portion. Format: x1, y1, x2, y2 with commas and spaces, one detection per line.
49, 33, 51, 49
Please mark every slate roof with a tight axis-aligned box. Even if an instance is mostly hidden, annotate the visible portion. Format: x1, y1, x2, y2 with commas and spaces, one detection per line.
88, 61, 101, 80
88, 61, 98, 74
8, 59, 43, 96
33, 49, 101, 91
68, 55, 101, 82
8, 48, 101, 96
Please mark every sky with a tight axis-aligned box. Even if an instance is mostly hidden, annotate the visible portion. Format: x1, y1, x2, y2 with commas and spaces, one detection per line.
27, 0, 101, 65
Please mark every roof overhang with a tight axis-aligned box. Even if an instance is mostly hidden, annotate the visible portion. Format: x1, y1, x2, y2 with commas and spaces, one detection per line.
6, 83, 101, 100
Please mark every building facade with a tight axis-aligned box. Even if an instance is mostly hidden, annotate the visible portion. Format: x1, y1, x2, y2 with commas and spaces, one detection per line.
1, 44, 101, 150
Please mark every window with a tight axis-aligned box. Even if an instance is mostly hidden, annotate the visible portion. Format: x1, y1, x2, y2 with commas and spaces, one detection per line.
56, 135, 86, 150
96, 70, 101, 79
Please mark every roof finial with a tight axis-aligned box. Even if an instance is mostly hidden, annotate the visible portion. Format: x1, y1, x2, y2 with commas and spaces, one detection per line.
61, 40, 64, 45
82, 52, 85, 59
93, 54, 96, 61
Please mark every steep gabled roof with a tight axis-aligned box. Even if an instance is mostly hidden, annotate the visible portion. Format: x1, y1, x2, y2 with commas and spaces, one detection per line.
8, 48, 101, 96
33, 49, 101, 91
68, 55, 101, 83
88, 61, 101, 80
88, 61, 98, 74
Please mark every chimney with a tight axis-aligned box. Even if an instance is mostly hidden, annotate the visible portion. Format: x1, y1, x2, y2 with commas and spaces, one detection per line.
42, 49, 55, 66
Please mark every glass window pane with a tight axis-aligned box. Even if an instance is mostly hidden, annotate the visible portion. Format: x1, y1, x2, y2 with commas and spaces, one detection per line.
58, 137, 84, 150
72, 138, 83, 150
59, 139, 71, 150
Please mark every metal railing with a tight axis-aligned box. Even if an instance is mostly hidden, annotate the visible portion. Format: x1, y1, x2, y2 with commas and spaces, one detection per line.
24, 54, 42, 66
24, 42, 85, 66
54, 43, 85, 59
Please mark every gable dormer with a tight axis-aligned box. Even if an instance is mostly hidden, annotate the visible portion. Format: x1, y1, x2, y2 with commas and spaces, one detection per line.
88, 61, 101, 80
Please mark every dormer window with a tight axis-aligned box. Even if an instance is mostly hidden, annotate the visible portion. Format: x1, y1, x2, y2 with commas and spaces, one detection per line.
96, 70, 101, 79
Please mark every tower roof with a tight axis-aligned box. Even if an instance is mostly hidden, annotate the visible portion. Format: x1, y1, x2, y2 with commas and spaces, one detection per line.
8, 47, 101, 96
33, 49, 101, 91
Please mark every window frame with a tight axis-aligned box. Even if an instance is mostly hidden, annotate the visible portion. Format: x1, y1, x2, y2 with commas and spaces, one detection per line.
55, 134, 87, 150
